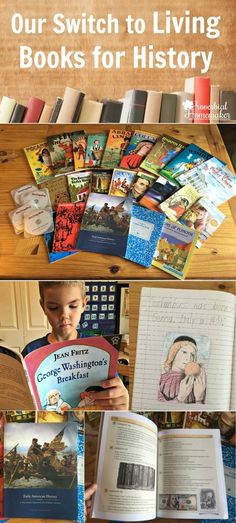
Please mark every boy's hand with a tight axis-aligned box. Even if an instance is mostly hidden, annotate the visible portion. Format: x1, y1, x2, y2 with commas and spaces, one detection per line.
87, 377, 129, 410
85, 483, 97, 520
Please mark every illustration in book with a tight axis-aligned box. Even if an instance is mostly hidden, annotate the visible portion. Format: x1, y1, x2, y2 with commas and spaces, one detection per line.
71, 131, 87, 170
119, 130, 158, 170
77, 193, 132, 256
152, 220, 198, 279
140, 134, 186, 175
139, 175, 180, 211
180, 197, 226, 247
101, 129, 133, 169
24, 142, 54, 184
4, 422, 79, 520
67, 171, 91, 203
177, 158, 236, 206
47, 133, 74, 174
39, 175, 70, 210
159, 144, 212, 180
109, 168, 137, 197
160, 185, 200, 221
52, 202, 85, 252
85, 133, 108, 167
91, 170, 113, 194
158, 333, 209, 404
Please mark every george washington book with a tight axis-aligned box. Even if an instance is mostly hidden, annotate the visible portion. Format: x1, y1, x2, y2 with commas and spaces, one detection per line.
0, 338, 118, 410
3, 421, 82, 520
92, 411, 227, 521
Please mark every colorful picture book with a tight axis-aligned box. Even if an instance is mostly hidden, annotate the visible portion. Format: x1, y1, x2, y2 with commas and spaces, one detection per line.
0, 338, 118, 410
92, 411, 227, 521
130, 171, 157, 201
77, 193, 132, 256
120, 130, 158, 170
180, 197, 226, 247
139, 175, 180, 211
85, 133, 108, 167
47, 133, 74, 174
159, 144, 212, 180
109, 168, 137, 197
160, 185, 200, 221
67, 170, 91, 203
24, 142, 54, 184
132, 287, 236, 411
4, 422, 81, 520
52, 202, 85, 251
101, 129, 133, 168
91, 169, 113, 194
39, 175, 70, 209
71, 131, 87, 170
140, 134, 186, 175
152, 220, 198, 279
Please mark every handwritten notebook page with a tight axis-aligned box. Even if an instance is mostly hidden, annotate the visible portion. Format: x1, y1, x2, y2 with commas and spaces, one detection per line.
230, 326, 236, 409
132, 288, 235, 411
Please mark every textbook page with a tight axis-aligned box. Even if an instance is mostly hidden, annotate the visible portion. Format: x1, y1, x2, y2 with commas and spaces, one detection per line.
92, 411, 157, 521
0, 345, 34, 409
157, 429, 228, 519
132, 288, 235, 411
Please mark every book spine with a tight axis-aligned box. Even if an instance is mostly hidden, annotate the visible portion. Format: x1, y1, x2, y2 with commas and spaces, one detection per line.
9, 103, 27, 123
57, 87, 83, 123
193, 77, 211, 123
100, 100, 123, 122
120, 90, 132, 122
127, 90, 147, 122
38, 103, 53, 123
220, 90, 236, 123
78, 99, 103, 123
159, 93, 177, 123
210, 85, 220, 124
48, 97, 63, 123
23, 96, 45, 123
72, 92, 85, 122
174, 92, 194, 123
143, 91, 162, 123
0, 96, 16, 123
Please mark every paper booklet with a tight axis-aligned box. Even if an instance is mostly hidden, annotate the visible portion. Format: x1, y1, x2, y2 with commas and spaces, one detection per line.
0, 337, 118, 410
131, 287, 236, 411
92, 411, 228, 521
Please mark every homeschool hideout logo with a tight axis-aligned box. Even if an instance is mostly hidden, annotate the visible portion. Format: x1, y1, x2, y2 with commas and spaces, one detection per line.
182, 99, 230, 121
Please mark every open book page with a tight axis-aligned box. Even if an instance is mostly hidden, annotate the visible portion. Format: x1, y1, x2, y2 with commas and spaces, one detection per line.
132, 288, 235, 411
230, 322, 236, 409
0, 345, 35, 409
92, 411, 157, 522
157, 429, 228, 519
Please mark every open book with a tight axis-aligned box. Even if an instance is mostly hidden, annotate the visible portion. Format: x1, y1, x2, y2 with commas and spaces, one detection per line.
0, 337, 118, 410
92, 411, 228, 521
132, 287, 236, 411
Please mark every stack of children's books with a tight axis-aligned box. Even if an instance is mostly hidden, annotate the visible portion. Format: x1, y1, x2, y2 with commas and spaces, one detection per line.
8, 129, 236, 279
0, 76, 235, 123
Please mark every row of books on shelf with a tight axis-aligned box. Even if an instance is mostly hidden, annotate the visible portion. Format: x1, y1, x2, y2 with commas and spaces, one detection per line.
0, 410, 235, 521
0, 77, 235, 123
8, 129, 236, 277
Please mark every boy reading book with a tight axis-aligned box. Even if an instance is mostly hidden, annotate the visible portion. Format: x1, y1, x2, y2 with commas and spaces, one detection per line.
22, 281, 129, 410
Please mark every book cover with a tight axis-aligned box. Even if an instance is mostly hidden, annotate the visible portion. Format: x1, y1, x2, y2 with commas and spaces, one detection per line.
91, 169, 113, 194
185, 77, 211, 123
39, 175, 70, 210
180, 197, 226, 247
100, 99, 123, 123
159, 144, 212, 180
152, 220, 198, 279
140, 134, 186, 175
23, 96, 45, 123
177, 158, 236, 206
24, 337, 118, 409
71, 131, 87, 170
139, 175, 180, 211
120, 130, 158, 170
143, 90, 162, 123
101, 129, 133, 169
43, 212, 77, 263
52, 202, 86, 252
160, 185, 200, 221
77, 193, 132, 256
130, 171, 157, 201
47, 133, 74, 174
24, 142, 54, 184
109, 168, 137, 197
85, 133, 108, 167
159, 93, 177, 122
125, 204, 166, 267
4, 422, 80, 520
67, 171, 91, 203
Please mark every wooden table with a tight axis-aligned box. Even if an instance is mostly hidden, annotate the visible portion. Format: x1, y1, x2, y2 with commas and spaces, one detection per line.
129, 280, 236, 404
0, 124, 236, 279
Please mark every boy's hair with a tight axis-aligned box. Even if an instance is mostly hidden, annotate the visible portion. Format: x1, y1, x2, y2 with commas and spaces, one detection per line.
39, 281, 86, 301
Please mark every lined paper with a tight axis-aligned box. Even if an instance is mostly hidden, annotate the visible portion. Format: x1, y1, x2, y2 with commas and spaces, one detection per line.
132, 288, 235, 411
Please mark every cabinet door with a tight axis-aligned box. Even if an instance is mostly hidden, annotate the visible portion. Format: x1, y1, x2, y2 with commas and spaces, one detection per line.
19, 281, 49, 346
